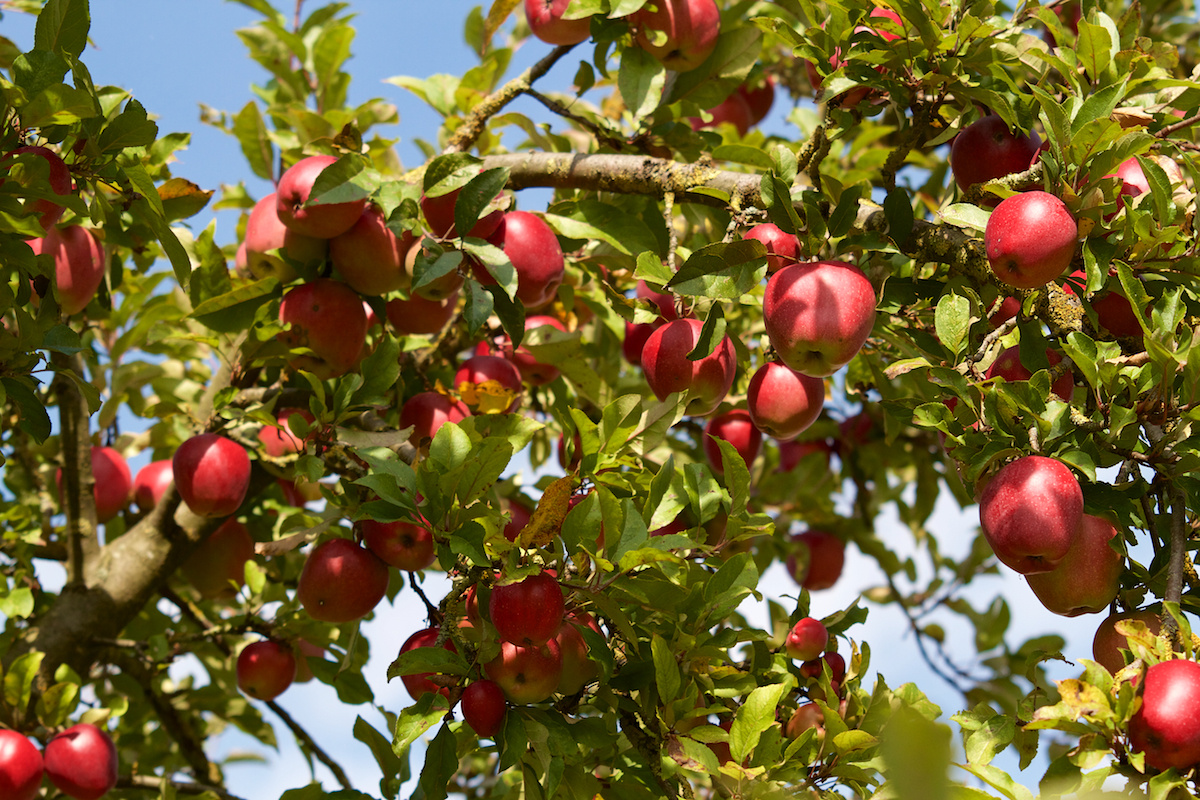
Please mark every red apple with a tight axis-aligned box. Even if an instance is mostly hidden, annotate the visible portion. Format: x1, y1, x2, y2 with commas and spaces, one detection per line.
29, 225, 105, 315
43, 723, 118, 800
0, 729, 43, 800
800, 651, 846, 684
785, 617, 828, 661
988, 295, 1021, 328
478, 211, 565, 308
633, 0, 721, 72
297, 537, 390, 623
555, 612, 600, 695
461, 680, 508, 737
329, 204, 415, 296
483, 638, 563, 704
623, 320, 663, 366
56, 446, 132, 524
743, 223, 800, 274
764, 260, 877, 377
1063, 270, 1142, 340
787, 530, 845, 591
785, 703, 825, 739
1026, 514, 1122, 616
278, 278, 369, 379
636, 280, 680, 320
503, 498, 533, 542
985, 191, 1077, 289
237, 639, 297, 701
803, 8, 903, 106
257, 409, 315, 458
738, 76, 775, 126
276, 155, 366, 239
386, 289, 460, 335
132, 459, 173, 511
172, 433, 251, 518
243, 192, 328, 282
703, 409, 763, 474
489, 571, 565, 647
454, 354, 524, 414
399, 627, 458, 700
1092, 609, 1161, 673
557, 431, 583, 472
747, 362, 825, 440
486, 314, 568, 385
181, 518, 255, 599
950, 116, 1042, 194
400, 392, 469, 450
777, 438, 833, 472
985, 345, 1074, 402
293, 639, 328, 683
420, 186, 504, 240
2, 145, 74, 229
641, 318, 737, 416
525, 0, 592, 45
1113, 155, 1183, 200
360, 519, 437, 571
978, 455, 1083, 574
405, 242, 467, 301
687, 91, 754, 135
1129, 659, 1200, 772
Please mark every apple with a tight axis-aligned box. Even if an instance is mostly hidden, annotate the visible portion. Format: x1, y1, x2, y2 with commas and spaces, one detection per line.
503, 498, 533, 542
172, 433, 251, 518
985, 345, 1074, 402
257, 408, 314, 458
738, 75, 775, 125
405, 241, 467, 301
641, 318, 737, 416
420, 186, 505, 240
1026, 514, 1122, 616
2, 145, 74, 229
978, 455, 1083, 574
43, 723, 118, 800
1063, 270, 1142, 340
785, 703, 826, 739
687, 91, 754, 135
703, 409, 763, 474
747, 361, 825, 440
632, 0, 721, 72
988, 295, 1021, 328
483, 638, 564, 704
278, 278, 369, 379
785, 617, 828, 661
132, 459, 173, 511
556, 611, 601, 695
787, 530, 845, 591
297, 537, 390, 623
360, 519, 437, 571
400, 392, 469, 450
242, 192, 328, 282
1129, 659, 1200, 772
777, 438, 833, 472
803, 8, 903, 106
276, 155, 366, 239
526, 0, 592, 45
1092, 609, 1161, 673
743, 223, 799, 274
56, 445, 131, 524
293, 639, 328, 683
478, 211, 565, 308
462, 680, 508, 737
557, 431, 583, 472
329, 204, 415, 296
181, 518, 255, 599
0, 729, 43, 800
483, 314, 568, 385
1113, 155, 1183, 200
28, 225, 105, 315
985, 191, 1077, 289
386, 289, 460, 335
800, 651, 847, 685
399, 627, 458, 700
950, 116, 1042, 194
454, 354, 524, 414
236, 639, 297, 701
623, 320, 663, 366
763, 260, 877, 377
489, 570, 565, 647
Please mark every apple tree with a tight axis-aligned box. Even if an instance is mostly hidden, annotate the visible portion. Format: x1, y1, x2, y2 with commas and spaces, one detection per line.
2, 0, 1200, 798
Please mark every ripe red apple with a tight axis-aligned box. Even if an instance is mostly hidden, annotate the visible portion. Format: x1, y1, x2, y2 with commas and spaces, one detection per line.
276, 155, 366, 239
181, 518, 255, 599
454, 354, 524, 414
503, 498, 533, 542
172, 433, 251, 518
278, 278, 369, 378
763, 260, 877, 377
490, 571, 565, 647
743, 223, 799, 274
633, 0, 721, 72
399, 391, 469, 450
785, 703, 825, 739
556, 611, 601, 695
43, 723, 118, 800
803, 8, 903, 106
297, 537, 390, 623
360, 519, 436, 571
636, 279, 680, 320
950, 116, 1042, 193
1063, 270, 1142, 340
747, 362, 825, 440
420, 186, 504, 240
257, 409, 314, 459
687, 91, 754, 135
785, 617, 828, 661
1092, 609, 1161, 673
484, 315, 568, 385
978, 455, 1083, 574
386, 289, 459, 335
399, 627, 458, 700
2, 145, 74, 229
1129, 659, 1200, 772
28, 225, 105, 315
462, 680, 508, 737
988, 295, 1021, 328
985, 345, 1074, 402
237, 639, 297, 701
985, 191, 1077, 289
329, 204, 415, 296
0, 729, 43, 800
787, 530, 845, 591
641, 318, 737, 416
526, 0, 592, 45
1026, 514, 1122, 616
738, 76, 775, 125
703, 409, 763, 474
800, 651, 847, 684
132, 458, 173, 511
1113, 155, 1183, 200
478, 211, 565, 308
483, 638, 563, 704
293, 639, 328, 683
405, 241, 467, 301
623, 320, 663, 366
777, 438, 833, 472
243, 192, 328, 282
56, 445, 131, 524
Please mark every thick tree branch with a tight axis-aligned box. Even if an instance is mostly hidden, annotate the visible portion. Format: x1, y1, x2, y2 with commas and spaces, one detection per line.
52, 350, 98, 588
1165, 483, 1188, 644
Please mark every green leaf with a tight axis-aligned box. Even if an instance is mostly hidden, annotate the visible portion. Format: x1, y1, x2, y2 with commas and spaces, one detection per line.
884, 187, 914, 246
418, 723, 457, 800
729, 682, 789, 763
423, 153, 482, 196
392, 693, 449, 758
2, 377, 51, 443
191, 278, 279, 333
668, 240, 766, 300
617, 47, 666, 120
454, 168, 509, 241
34, 681, 79, 728
354, 716, 406, 797
0, 585, 34, 619
98, 99, 159, 154
543, 200, 658, 257
3, 651, 45, 711
711, 144, 773, 170
233, 102, 274, 181
829, 184, 864, 238
1075, 19, 1113, 83
686, 304, 726, 361
881, 708, 953, 800
34, 0, 89, 59
703, 553, 758, 620
934, 293, 971, 357
651, 634, 681, 702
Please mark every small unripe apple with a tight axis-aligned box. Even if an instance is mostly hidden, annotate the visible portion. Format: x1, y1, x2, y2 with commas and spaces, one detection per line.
747, 362, 825, 440
172, 433, 251, 518
360, 519, 436, 571
297, 538, 390, 623
641, 318, 737, 416
1128, 659, 1200, 772
978, 455, 1082, 574
276, 155, 366, 239
785, 617, 828, 661
237, 639, 297, 701
43, 723, 118, 800
787, 530, 845, 591
490, 571, 565, 647
461, 680, 508, 737
985, 191, 1077, 289
763, 261, 877, 377
703, 409, 763, 474
743, 223, 799, 273
0, 729, 43, 800
950, 116, 1042, 193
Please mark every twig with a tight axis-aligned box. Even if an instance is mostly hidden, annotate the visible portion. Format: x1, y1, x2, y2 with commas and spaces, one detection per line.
522, 88, 629, 151
410, 577, 442, 625
117, 775, 247, 800
1156, 111, 1200, 138
265, 699, 354, 791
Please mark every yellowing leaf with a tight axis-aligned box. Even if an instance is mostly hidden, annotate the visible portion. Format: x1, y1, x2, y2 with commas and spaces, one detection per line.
458, 379, 520, 415
483, 0, 521, 51
518, 475, 576, 548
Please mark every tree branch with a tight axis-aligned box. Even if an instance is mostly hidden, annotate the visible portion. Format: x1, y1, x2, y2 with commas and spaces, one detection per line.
265, 699, 354, 791
117, 774, 247, 800
1165, 483, 1188, 644
52, 350, 98, 588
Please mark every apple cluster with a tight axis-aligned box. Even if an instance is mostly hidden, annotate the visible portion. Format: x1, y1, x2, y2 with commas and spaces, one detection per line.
0, 723, 118, 800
